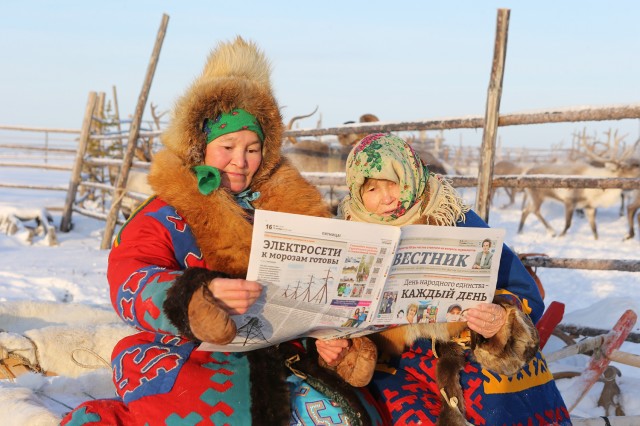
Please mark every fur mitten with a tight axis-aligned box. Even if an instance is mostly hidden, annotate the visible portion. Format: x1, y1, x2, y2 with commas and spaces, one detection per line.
164, 267, 236, 344
319, 336, 378, 387
471, 299, 540, 375
187, 286, 237, 344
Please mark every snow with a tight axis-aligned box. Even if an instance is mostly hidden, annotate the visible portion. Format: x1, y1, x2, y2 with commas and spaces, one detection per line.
1, 167, 639, 425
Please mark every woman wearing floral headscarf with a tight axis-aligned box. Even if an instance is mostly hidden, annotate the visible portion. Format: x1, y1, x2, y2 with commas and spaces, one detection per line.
339, 133, 571, 425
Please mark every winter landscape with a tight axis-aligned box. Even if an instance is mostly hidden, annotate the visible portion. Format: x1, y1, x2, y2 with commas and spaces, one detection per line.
2, 3, 640, 425
0, 154, 639, 425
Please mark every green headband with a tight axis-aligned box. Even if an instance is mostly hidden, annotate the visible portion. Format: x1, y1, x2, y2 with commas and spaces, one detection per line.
204, 108, 264, 143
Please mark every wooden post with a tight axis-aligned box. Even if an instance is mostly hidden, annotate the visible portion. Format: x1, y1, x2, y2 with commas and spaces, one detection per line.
94, 92, 106, 205
101, 13, 169, 250
112, 85, 124, 158
60, 91, 98, 232
474, 8, 510, 223
109, 85, 124, 212
95, 92, 106, 126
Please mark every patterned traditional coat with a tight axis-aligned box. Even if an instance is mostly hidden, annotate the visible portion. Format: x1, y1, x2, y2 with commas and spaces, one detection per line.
61, 37, 385, 426
60, 197, 384, 426
368, 210, 572, 426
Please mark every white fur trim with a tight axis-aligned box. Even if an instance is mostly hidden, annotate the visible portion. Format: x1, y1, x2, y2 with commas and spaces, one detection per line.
0, 301, 135, 377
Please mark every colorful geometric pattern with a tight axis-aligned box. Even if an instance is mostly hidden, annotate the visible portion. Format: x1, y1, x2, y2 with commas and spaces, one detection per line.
288, 374, 347, 425
63, 197, 384, 425
369, 340, 571, 425
111, 200, 207, 335
147, 206, 206, 270
116, 265, 179, 333
112, 334, 194, 403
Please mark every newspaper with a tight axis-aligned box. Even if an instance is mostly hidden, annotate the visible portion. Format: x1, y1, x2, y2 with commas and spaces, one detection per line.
198, 209, 504, 352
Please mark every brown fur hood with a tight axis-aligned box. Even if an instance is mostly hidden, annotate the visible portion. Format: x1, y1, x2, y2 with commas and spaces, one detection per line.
160, 36, 283, 177
148, 37, 330, 276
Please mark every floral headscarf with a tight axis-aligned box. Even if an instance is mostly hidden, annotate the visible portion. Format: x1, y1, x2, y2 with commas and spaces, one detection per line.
339, 133, 469, 227
339, 133, 429, 225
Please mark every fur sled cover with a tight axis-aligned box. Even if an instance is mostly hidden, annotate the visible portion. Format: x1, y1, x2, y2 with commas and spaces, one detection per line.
0, 300, 134, 378
0, 301, 133, 425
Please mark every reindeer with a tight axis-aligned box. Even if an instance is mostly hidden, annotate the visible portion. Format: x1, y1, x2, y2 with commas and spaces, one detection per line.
281, 107, 349, 173
597, 366, 625, 416
107, 165, 153, 219
336, 113, 380, 147
335, 114, 449, 174
491, 160, 527, 208
518, 133, 640, 239
281, 108, 351, 211
624, 188, 640, 240
119, 170, 153, 219
622, 141, 640, 240
282, 110, 450, 211
285, 106, 320, 145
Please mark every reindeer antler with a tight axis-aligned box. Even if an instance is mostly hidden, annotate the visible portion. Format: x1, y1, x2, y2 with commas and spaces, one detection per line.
285, 106, 319, 145
150, 103, 168, 130
580, 129, 633, 165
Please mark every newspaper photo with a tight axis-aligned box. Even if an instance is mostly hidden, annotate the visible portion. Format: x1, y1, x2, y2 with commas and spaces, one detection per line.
198, 209, 504, 352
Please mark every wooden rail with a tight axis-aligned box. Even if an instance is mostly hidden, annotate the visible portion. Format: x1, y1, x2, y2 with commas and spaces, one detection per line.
0, 183, 66, 191
520, 256, 640, 272
0, 144, 76, 153
283, 104, 640, 138
0, 125, 80, 134
301, 173, 640, 190
0, 162, 72, 171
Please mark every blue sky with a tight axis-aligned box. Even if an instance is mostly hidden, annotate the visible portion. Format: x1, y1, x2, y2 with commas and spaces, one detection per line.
1, 1, 639, 148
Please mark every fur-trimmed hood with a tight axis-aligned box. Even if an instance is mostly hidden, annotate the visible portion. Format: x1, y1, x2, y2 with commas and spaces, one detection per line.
160, 36, 284, 180
148, 37, 330, 276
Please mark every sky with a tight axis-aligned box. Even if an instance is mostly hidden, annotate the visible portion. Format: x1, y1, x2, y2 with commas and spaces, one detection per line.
2, 164, 640, 422
1, 1, 640, 149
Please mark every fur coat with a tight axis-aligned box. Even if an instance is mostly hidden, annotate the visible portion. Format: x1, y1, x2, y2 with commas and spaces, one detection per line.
367, 209, 571, 426
61, 37, 382, 426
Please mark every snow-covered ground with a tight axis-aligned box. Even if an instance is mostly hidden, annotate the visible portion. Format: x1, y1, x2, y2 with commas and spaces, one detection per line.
1, 163, 639, 425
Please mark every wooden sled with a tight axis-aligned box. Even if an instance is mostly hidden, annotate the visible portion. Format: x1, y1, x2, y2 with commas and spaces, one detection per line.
540, 306, 639, 423
0, 349, 57, 380
546, 309, 638, 411
571, 416, 640, 425
519, 255, 640, 421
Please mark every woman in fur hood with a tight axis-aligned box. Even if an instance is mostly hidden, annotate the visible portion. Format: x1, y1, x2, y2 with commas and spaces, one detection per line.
61, 37, 384, 426
338, 133, 571, 426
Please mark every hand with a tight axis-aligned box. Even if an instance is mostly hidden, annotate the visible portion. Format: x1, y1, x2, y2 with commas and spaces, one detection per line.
207, 278, 262, 315
316, 338, 351, 367
465, 302, 506, 339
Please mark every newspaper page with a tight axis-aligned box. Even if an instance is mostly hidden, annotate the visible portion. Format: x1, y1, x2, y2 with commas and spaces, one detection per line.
198, 211, 505, 352
372, 225, 505, 327
198, 209, 401, 352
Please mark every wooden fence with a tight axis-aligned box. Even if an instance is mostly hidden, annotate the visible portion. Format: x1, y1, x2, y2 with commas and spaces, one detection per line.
33, 97, 638, 270
0, 124, 154, 221
4, 120, 638, 272
1, 10, 639, 273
